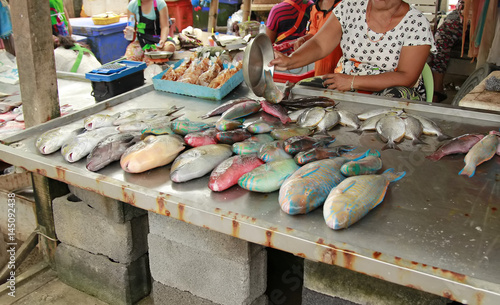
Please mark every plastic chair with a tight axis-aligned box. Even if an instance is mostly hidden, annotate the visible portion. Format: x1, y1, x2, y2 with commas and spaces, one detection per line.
422, 62, 434, 103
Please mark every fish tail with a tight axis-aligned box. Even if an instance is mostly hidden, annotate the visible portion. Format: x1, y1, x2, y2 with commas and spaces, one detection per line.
437, 134, 452, 141
366, 149, 381, 158
458, 164, 476, 177
348, 129, 363, 135
382, 168, 406, 182
382, 141, 401, 151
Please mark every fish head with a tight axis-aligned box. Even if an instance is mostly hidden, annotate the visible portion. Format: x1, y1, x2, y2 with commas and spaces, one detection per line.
324, 200, 351, 230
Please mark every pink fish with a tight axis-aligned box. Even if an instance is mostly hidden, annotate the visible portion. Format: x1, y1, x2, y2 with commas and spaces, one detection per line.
184, 128, 218, 147
209, 154, 264, 192
0, 111, 19, 122
459, 134, 498, 177
488, 130, 500, 156
0, 121, 25, 133
426, 134, 484, 161
259, 100, 291, 124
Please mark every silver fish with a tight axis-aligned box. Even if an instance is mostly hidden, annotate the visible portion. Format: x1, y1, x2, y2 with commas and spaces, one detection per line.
61, 127, 120, 162
262, 69, 284, 104
375, 115, 405, 150
408, 114, 451, 141
297, 107, 326, 128
316, 108, 340, 133
400, 113, 425, 145
36, 126, 84, 154
357, 108, 404, 120
200, 98, 256, 119
288, 108, 309, 123
86, 133, 140, 171
84, 113, 119, 130
337, 110, 360, 129
359, 113, 388, 132
170, 144, 233, 183
114, 106, 183, 126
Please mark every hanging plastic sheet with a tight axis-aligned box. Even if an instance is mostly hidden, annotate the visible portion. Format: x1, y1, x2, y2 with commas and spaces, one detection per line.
0, 0, 13, 39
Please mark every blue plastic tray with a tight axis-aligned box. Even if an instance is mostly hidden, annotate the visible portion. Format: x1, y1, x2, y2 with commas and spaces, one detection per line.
85, 60, 147, 82
152, 60, 244, 101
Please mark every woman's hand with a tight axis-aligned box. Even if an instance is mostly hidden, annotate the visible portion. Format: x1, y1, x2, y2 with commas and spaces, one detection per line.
322, 73, 355, 92
293, 37, 306, 51
157, 40, 165, 48
269, 51, 292, 71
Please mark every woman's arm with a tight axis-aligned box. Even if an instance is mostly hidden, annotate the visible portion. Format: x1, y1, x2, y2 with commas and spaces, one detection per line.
157, 6, 170, 47
266, 27, 277, 44
322, 44, 431, 92
64, 7, 72, 36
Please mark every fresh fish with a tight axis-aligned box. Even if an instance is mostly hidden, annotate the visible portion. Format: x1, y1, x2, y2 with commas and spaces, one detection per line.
340, 156, 383, 176
238, 159, 300, 193
259, 140, 293, 162
426, 133, 484, 161
232, 134, 274, 155
84, 113, 119, 130
459, 134, 498, 177
200, 98, 255, 119
283, 81, 295, 101
86, 133, 140, 172
0, 100, 22, 114
0, 121, 25, 133
141, 124, 175, 139
279, 158, 348, 215
357, 108, 404, 120
400, 114, 425, 145
0, 111, 19, 122
216, 129, 252, 144
270, 127, 314, 140
295, 145, 356, 165
36, 126, 84, 155
288, 108, 309, 123
337, 110, 361, 129
283, 135, 335, 155
220, 100, 262, 121
170, 144, 233, 183
215, 119, 243, 131
259, 100, 291, 124
114, 106, 183, 126
262, 69, 284, 104
323, 169, 406, 230
246, 121, 275, 134
121, 134, 185, 173
209, 154, 264, 192
340, 148, 381, 161
171, 119, 212, 136
359, 113, 388, 132
117, 115, 178, 133
281, 96, 337, 109
375, 115, 405, 150
316, 108, 340, 133
184, 128, 218, 147
491, 130, 500, 155
61, 127, 120, 163
297, 107, 325, 128
408, 114, 451, 141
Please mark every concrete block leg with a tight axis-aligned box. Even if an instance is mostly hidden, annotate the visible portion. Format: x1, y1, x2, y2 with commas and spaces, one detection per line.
302, 260, 452, 305
56, 243, 151, 305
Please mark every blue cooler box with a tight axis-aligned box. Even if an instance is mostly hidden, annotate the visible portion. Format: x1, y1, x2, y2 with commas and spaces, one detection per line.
70, 17, 129, 64
85, 61, 147, 102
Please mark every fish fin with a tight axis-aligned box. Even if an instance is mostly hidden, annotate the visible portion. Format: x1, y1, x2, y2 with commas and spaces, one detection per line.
425, 153, 442, 161
348, 129, 363, 135
299, 165, 321, 178
437, 134, 452, 141
412, 138, 427, 145
367, 149, 381, 158
382, 169, 406, 182
458, 164, 475, 177
382, 142, 401, 151
339, 180, 356, 194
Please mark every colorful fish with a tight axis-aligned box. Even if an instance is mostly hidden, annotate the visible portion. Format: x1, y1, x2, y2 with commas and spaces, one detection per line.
294, 145, 356, 165
426, 133, 484, 161
171, 119, 212, 136
216, 129, 252, 144
259, 100, 291, 124
270, 126, 314, 140
209, 154, 264, 192
283, 134, 335, 155
340, 155, 383, 176
459, 134, 498, 177
220, 100, 262, 121
184, 128, 218, 147
259, 140, 292, 162
238, 159, 300, 193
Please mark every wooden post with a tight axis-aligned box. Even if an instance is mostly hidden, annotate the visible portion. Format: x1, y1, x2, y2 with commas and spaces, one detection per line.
11, 0, 64, 267
208, 0, 220, 33
242, 0, 252, 23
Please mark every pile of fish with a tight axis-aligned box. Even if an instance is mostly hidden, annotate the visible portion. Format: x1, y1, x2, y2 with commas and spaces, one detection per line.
426, 130, 500, 178
357, 108, 451, 150
0, 93, 24, 135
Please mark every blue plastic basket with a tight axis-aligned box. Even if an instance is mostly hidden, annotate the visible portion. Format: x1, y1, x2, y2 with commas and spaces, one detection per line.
152, 59, 244, 101
86, 60, 147, 82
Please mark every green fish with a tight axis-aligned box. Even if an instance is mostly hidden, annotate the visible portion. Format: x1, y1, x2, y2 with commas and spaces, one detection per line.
238, 159, 300, 193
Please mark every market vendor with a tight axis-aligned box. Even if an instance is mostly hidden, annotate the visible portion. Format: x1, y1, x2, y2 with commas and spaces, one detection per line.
265, 0, 313, 44
270, 0, 436, 101
50, 0, 72, 36
124, 0, 176, 63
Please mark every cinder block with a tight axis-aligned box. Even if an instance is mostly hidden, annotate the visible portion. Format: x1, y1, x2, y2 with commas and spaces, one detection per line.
56, 243, 151, 305
152, 281, 269, 305
69, 185, 146, 223
148, 212, 263, 263
148, 233, 267, 305
303, 260, 450, 305
302, 287, 358, 305
53, 193, 149, 264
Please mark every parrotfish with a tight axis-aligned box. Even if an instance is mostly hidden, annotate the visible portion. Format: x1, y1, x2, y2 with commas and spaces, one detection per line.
316, 107, 340, 133
209, 154, 264, 192
283, 134, 335, 155
337, 110, 361, 129
220, 100, 262, 121
61, 127, 120, 163
238, 159, 300, 193
340, 155, 383, 176
171, 119, 212, 136
200, 98, 256, 119
259, 100, 291, 124
262, 69, 284, 104
84, 113, 119, 130
323, 169, 406, 230
259, 140, 292, 162
232, 134, 274, 155
426, 133, 484, 161
36, 126, 84, 154
459, 134, 498, 177
170, 144, 233, 183
215, 119, 243, 131
408, 114, 451, 141
216, 129, 252, 144
120, 134, 185, 173
246, 121, 275, 134
270, 127, 314, 140
184, 128, 218, 147
281, 96, 337, 109
294, 145, 356, 165
86, 133, 140, 172
375, 114, 406, 150
340, 148, 381, 161
492, 130, 500, 155
296, 107, 326, 128
279, 158, 349, 215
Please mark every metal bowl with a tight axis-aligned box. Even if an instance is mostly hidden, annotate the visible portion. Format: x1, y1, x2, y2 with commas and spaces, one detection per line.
144, 51, 174, 59
243, 33, 274, 97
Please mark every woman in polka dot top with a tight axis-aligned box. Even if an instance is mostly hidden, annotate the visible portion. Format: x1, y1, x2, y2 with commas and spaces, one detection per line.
270, 0, 436, 101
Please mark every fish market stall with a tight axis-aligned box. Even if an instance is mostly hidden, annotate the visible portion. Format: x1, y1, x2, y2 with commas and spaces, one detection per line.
0, 83, 499, 304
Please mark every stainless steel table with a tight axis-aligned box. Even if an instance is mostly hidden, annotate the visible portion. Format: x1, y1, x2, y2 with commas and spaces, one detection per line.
1, 83, 499, 304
